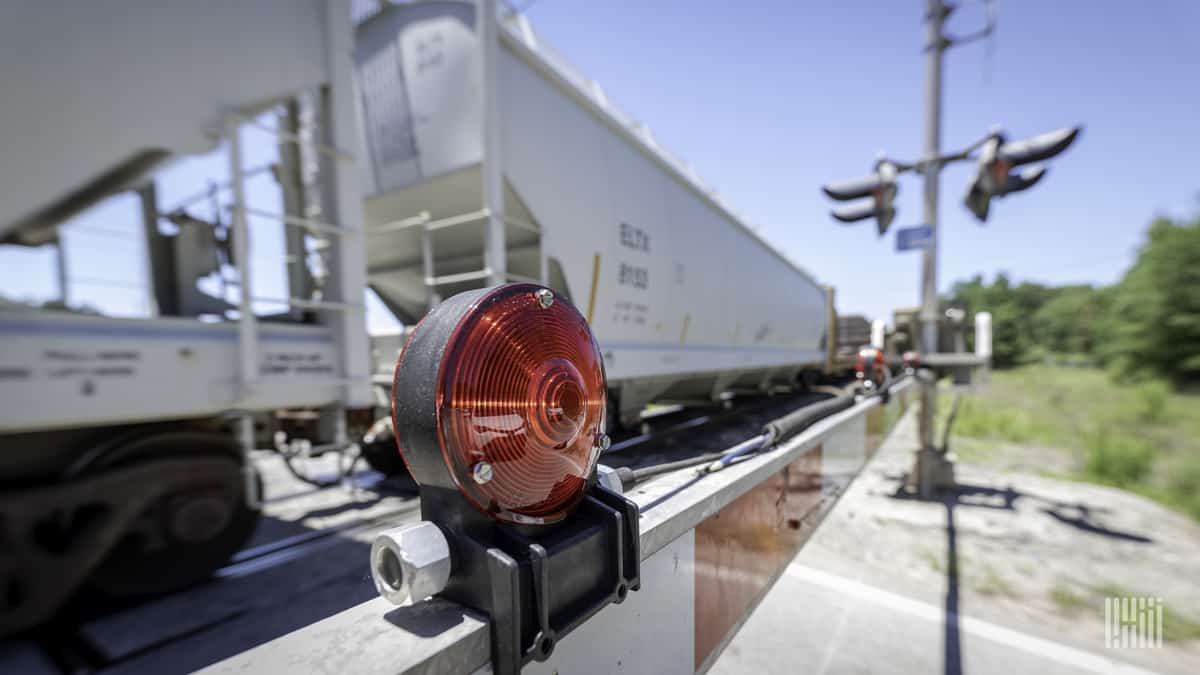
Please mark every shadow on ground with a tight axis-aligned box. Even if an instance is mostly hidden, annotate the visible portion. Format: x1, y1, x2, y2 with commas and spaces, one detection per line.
884, 474, 1154, 675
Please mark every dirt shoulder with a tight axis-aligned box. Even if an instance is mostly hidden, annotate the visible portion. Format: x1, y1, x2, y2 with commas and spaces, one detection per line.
799, 410, 1200, 674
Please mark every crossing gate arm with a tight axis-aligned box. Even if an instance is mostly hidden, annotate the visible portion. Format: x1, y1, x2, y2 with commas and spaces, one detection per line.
203, 378, 916, 675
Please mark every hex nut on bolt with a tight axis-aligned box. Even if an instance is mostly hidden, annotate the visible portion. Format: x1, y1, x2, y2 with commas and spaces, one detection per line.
371, 521, 452, 606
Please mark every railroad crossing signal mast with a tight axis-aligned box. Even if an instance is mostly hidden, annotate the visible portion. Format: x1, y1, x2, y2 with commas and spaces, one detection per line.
820, 0, 1081, 493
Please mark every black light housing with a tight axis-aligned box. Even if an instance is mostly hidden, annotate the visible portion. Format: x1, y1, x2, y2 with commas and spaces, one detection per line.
964, 127, 1081, 222
823, 160, 900, 236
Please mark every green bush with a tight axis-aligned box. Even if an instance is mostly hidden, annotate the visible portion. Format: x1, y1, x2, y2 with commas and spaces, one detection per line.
943, 210, 1200, 385
950, 398, 1032, 442
1132, 381, 1170, 424
1167, 460, 1200, 521
1084, 431, 1155, 488
949, 365, 1200, 521
1164, 606, 1200, 643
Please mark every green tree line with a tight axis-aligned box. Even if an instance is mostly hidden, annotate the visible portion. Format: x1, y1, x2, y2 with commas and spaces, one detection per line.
944, 210, 1200, 386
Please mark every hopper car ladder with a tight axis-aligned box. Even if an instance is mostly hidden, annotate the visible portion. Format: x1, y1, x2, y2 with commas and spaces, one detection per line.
222, 106, 366, 503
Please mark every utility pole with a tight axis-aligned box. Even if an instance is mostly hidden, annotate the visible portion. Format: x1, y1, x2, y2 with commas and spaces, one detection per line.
819, 1, 1082, 496
917, 0, 947, 454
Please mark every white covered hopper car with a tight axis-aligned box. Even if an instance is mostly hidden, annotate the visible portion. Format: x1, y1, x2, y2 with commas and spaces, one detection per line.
355, 2, 830, 426
0, 0, 852, 634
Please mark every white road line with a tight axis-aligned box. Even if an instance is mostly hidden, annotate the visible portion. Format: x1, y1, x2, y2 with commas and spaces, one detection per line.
786, 564, 1161, 675
813, 599, 854, 675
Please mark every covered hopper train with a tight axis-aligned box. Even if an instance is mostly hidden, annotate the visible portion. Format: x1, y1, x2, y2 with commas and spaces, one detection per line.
0, 0, 875, 633
355, 1, 836, 428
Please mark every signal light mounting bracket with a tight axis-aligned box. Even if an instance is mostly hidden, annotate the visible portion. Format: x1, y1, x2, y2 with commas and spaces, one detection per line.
417, 483, 640, 675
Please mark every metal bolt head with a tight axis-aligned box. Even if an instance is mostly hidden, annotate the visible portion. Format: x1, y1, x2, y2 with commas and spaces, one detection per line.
595, 464, 623, 495
535, 288, 555, 309
371, 521, 451, 606
472, 461, 493, 484
596, 432, 611, 452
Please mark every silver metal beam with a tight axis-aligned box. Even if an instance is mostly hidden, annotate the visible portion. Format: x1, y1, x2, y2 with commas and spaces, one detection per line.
366, 241, 540, 277
235, 205, 354, 237
201, 380, 914, 675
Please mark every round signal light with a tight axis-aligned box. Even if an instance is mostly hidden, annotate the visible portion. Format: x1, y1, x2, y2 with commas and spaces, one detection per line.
391, 284, 607, 525
855, 347, 887, 385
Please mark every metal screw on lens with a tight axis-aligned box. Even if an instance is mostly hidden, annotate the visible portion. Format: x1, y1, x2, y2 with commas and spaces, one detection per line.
535, 288, 554, 309
596, 433, 611, 452
472, 461, 494, 484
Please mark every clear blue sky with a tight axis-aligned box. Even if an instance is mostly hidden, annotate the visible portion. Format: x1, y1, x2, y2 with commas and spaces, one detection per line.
516, 0, 1200, 320
2, 0, 1197, 328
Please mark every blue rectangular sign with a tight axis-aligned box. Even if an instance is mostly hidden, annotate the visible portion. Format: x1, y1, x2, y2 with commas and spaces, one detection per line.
896, 225, 934, 252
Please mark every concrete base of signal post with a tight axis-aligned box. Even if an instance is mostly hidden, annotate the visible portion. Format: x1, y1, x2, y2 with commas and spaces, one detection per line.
909, 446, 957, 498
908, 368, 956, 498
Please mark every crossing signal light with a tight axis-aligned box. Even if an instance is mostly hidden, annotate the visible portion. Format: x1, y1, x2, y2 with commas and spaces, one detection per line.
822, 160, 899, 236
391, 283, 608, 525
855, 347, 888, 390
964, 126, 1081, 222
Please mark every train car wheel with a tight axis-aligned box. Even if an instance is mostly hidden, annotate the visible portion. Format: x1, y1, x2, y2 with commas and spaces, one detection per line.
81, 433, 260, 597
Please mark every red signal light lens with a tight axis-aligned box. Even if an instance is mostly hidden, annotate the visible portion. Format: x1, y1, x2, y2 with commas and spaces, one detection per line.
856, 347, 886, 381
404, 284, 606, 525
855, 348, 870, 375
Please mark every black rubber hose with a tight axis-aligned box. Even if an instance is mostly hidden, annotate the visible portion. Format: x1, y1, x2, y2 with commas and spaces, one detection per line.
760, 394, 855, 445
618, 394, 851, 489
280, 451, 342, 489
622, 446, 744, 484
614, 374, 913, 491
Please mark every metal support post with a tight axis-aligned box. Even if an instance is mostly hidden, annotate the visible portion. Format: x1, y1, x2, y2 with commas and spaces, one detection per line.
279, 99, 315, 318
918, 0, 946, 456
228, 118, 257, 403
421, 225, 441, 310
478, 0, 506, 286
322, 0, 372, 408
975, 310, 993, 385
911, 368, 955, 497
912, 0, 956, 496
54, 230, 69, 307
227, 116, 262, 508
